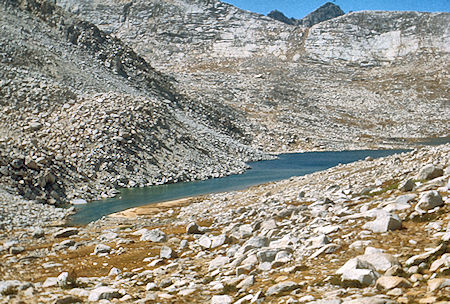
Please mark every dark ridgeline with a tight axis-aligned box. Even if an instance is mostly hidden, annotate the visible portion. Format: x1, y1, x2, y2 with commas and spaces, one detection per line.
268, 2, 345, 27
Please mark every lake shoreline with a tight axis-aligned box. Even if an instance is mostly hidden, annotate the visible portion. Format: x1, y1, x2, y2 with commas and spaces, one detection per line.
69, 148, 410, 225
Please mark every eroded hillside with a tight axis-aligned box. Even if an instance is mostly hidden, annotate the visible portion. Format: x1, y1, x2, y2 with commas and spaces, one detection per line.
0, 0, 266, 203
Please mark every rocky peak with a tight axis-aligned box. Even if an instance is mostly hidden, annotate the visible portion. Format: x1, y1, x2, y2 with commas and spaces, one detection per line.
267, 9, 296, 25
268, 2, 345, 27
298, 2, 345, 27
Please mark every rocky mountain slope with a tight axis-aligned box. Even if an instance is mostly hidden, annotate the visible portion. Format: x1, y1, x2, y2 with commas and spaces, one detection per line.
56, 0, 450, 152
1, 144, 449, 303
0, 0, 267, 204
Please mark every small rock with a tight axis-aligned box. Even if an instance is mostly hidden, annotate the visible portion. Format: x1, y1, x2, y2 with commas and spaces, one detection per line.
57, 272, 77, 289
265, 281, 299, 296
160, 246, 177, 259
94, 244, 111, 255
159, 278, 172, 288
9, 246, 25, 254
398, 179, 415, 192
405, 243, 447, 266
211, 295, 233, 304
53, 228, 78, 238
208, 256, 229, 271
375, 276, 412, 290
108, 267, 121, 276
199, 235, 212, 248
239, 224, 253, 238
32, 228, 45, 238
427, 278, 450, 292
70, 199, 87, 205
186, 222, 201, 234
43, 277, 58, 288
358, 252, 401, 272
145, 282, 158, 291
88, 287, 121, 301
384, 265, 407, 277
140, 229, 167, 242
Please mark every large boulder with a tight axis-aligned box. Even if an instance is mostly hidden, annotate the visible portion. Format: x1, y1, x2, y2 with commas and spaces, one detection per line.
336, 258, 380, 287
416, 190, 443, 211
417, 164, 444, 180
358, 252, 401, 272
363, 214, 402, 233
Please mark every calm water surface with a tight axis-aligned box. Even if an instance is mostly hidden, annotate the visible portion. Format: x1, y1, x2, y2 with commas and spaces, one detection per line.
70, 149, 408, 225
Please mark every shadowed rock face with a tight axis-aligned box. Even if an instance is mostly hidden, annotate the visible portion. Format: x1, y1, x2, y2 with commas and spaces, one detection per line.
267, 10, 296, 25
297, 2, 345, 27
268, 2, 345, 27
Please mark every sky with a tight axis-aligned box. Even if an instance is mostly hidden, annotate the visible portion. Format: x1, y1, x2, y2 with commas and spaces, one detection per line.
223, 0, 450, 19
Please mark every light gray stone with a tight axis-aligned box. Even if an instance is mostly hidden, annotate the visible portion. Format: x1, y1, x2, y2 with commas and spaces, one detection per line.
416, 190, 443, 211
208, 256, 229, 271
140, 229, 167, 242
336, 257, 380, 286
362, 214, 401, 233
265, 281, 299, 296
88, 287, 121, 301
94, 244, 111, 255
198, 235, 212, 249
160, 246, 177, 259
211, 295, 233, 304
358, 253, 400, 272
417, 164, 443, 180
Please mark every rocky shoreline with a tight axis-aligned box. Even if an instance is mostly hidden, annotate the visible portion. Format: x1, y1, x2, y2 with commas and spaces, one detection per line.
1, 144, 448, 303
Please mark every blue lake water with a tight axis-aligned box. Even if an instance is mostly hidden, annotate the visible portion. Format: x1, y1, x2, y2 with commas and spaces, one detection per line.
69, 149, 407, 225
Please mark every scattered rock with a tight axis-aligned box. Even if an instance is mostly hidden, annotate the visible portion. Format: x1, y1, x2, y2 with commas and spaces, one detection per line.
94, 244, 111, 255
211, 295, 233, 304
427, 278, 450, 292
140, 229, 167, 242
88, 287, 121, 301
375, 276, 412, 290
160, 246, 177, 259
53, 228, 78, 238
186, 222, 201, 234
265, 281, 299, 296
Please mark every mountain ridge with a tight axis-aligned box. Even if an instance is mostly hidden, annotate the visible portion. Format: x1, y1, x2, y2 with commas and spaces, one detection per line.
268, 2, 345, 27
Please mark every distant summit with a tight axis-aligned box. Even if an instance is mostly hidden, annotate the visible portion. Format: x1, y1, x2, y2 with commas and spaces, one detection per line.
267, 10, 296, 25
268, 2, 345, 27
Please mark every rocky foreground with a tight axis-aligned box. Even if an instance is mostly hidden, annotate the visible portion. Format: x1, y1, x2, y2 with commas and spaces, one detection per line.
1, 144, 449, 303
